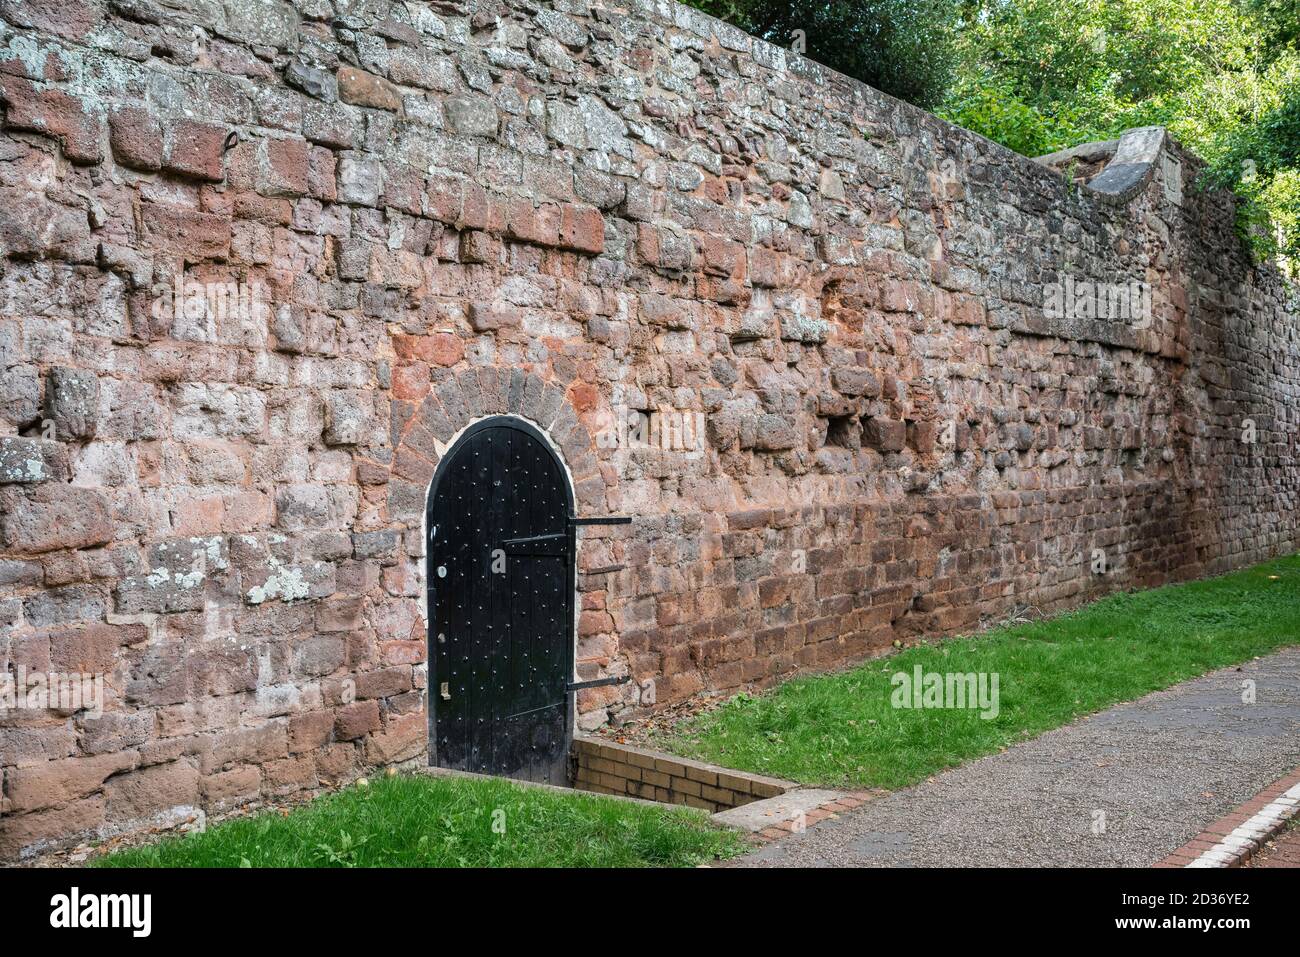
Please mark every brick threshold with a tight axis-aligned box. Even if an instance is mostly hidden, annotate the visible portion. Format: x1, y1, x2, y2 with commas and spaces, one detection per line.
734, 789, 885, 846
568, 736, 887, 842
571, 735, 795, 811
1155, 766, 1300, 868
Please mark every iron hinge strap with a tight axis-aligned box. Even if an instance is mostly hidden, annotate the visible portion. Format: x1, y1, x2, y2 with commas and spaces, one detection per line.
499, 531, 567, 555
500, 516, 630, 553
566, 674, 632, 693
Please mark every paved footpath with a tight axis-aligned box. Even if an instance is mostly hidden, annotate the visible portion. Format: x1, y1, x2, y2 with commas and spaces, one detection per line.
735, 648, 1300, 867
1248, 819, 1300, 868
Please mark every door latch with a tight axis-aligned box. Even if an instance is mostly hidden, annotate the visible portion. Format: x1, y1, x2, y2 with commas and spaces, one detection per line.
440, 682, 451, 701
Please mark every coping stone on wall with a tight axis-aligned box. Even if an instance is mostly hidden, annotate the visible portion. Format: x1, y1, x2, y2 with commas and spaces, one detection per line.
1085, 126, 1170, 200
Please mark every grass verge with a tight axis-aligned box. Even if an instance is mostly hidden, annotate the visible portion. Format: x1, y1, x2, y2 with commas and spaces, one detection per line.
96, 773, 745, 868
666, 554, 1300, 790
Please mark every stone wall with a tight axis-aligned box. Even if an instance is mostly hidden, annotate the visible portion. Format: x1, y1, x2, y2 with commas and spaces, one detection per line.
0, 0, 1297, 859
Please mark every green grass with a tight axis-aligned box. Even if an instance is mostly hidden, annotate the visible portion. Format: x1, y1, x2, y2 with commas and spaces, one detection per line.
667, 554, 1300, 790
96, 773, 744, 868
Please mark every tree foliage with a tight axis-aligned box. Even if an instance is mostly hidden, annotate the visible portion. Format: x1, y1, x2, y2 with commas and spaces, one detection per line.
692, 0, 1298, 266
939, 0, 1299, 264
689, 0, 961, 109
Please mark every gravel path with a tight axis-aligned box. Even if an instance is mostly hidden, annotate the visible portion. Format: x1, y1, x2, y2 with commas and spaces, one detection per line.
734, 648, 1300, 867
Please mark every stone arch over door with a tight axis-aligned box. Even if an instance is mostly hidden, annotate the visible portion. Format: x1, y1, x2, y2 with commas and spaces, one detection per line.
385, 369, 610, 783
386, 369, 605, 528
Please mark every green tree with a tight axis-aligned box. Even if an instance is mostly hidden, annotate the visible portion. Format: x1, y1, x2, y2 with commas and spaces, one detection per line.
940, 0, 1300, 264
1247, 0, 1299, 48
695, 0, 1298, 264
690, 0, 961, 109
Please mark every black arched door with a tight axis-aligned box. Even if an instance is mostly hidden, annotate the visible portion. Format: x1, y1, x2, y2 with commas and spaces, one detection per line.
426, 416, 575, 784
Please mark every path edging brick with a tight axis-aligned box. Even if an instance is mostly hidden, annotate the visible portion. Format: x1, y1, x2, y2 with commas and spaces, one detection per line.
1155, 766, 1300, 868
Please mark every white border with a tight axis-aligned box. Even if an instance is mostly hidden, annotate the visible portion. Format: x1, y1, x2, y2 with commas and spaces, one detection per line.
1186, 782, 1300, 867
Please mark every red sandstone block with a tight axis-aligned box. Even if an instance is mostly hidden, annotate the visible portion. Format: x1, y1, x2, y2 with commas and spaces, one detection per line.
430, 333, 464, 366
200, 765, 262, 808
48, 622, 140, 673
698, 232, 743, 277
459, 229, 499, 264
231, 192, 292, 227
140, 202, 231, 261
467, 302, 523, 332
338, 65, 401, 111
504, 199, 561, 247
909, 420, 940, 453
6, 751, 137, 814
382, 164, 426, 216
263, 755, 318, 794
104, 760, 201, 821
222, 490, 272, 533
748, 246, 795, 288
308, 145, 337, 201
391, 361, 431, 400
354, 667, 413, 700
579, 609, 613, 637
0, 795, 105, 859
108, 106, 162, 171
3, 0, 103, 43
426, 175, 465, 224
558, 203, 604, 254
164, 120, 229, 182
380, 639, 425, 665
865, 416, 906, 452
392, 333, 464, 367
0, 76, 102, 163
334, 700, 382, 741
363, 711, 426, 764
260, 137, 311, 197
461, 183, 490, 230
313, 743, 359, 785
288, 710, 335, 754
635, 222, 692, 271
